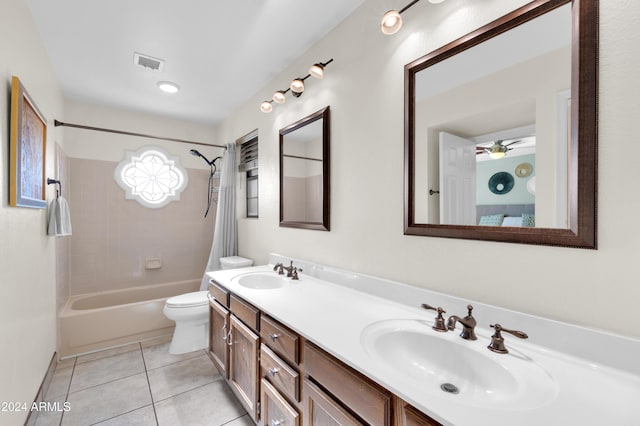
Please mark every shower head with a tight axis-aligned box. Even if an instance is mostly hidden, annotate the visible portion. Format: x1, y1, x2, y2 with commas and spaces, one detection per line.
190, 149, 215, 166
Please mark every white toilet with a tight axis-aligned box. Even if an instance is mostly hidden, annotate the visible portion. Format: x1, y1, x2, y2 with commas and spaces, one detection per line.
163, 256, 253, 354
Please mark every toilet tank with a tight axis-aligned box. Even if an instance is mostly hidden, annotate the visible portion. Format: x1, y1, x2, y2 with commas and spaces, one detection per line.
220, 256, 253, 270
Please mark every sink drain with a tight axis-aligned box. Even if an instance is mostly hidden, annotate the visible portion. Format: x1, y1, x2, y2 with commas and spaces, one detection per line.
440, 383, 459, 394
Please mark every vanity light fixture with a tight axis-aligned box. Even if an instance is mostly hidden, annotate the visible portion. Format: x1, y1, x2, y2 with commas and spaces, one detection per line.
381, 0, 446, 35
157, 81, 180, 93
259, 59, 333, 113
290, 78, 305, 97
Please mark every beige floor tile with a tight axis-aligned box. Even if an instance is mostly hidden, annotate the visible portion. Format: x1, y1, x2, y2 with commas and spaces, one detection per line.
33, 396, 67, 426
76, 342, 141, 364
223, 414, 255, 426
142, 341, 205, 371
154, 381, 247, 426
93, 405, 157, 425
45, 365, 73, 400
56, 357, 76, 369
147, 354, 220, 402
62, 373, 152, 426
69, 349, 145, 393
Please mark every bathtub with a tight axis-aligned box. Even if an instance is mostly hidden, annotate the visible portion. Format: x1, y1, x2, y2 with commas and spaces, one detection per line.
58, 279, 200, 358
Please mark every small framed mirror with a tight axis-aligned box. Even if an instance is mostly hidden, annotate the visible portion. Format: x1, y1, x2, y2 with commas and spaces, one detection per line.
280, 106, 330, 231
404, 0, 597, 248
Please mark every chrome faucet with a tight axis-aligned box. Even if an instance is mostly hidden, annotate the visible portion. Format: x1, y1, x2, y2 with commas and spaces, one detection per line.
446, 304, 477, 340
487, 324, 528, 354
421, 303, 448, 332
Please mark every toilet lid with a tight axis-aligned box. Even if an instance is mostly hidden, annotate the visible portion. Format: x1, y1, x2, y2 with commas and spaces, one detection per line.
166, 291, 209, 308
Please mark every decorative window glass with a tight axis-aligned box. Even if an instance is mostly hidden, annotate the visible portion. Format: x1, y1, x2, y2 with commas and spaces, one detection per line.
114, 146, 188, 208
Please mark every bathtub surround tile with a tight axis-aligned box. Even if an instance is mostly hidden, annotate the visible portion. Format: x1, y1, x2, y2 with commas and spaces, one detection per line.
154, 381, 247, 426
69, 349, 145, 393
142, 342, 205, 370
93, 405, 157, 426
147, 354, 221, 401
76, 342, 141, 365
62, 373, 152, 426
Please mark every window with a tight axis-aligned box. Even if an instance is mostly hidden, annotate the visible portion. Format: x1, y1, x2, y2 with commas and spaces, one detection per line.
239, 134, 258, 217
114, 146, 188, 208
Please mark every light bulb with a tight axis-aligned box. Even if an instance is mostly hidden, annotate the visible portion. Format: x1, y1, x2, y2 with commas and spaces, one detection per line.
381, 10, 402, 35
272, 91, 286, 104
290, 79, 305, 97
157, 81, 180, 93
489, 151, 506, 159
428, 0, 446, 3
260, 101, 273, 113
309, 63, 325, 79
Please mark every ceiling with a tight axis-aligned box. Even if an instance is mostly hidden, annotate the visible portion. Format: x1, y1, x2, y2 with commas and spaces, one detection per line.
26, 0, 365, 126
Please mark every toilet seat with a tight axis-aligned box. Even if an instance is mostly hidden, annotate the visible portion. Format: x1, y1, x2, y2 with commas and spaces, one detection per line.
166, 290, 208, 308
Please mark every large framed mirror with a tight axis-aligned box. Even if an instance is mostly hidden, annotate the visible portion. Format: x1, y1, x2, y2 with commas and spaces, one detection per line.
280, 106, 330, 231
404, 0, 597, 248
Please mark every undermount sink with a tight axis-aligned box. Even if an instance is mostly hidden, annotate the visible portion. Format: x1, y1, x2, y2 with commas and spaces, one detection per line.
360, 319, 557, 409
236, 273, 288, 290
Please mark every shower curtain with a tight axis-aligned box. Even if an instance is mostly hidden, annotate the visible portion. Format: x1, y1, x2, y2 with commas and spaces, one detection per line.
200, 142, 238, 290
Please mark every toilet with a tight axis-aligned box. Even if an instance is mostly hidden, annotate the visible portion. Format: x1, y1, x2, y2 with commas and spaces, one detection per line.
163, 256, 253, 354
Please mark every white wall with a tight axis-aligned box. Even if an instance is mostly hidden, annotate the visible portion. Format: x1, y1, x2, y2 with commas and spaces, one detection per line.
216, 0, 640, 340
0, 1, 65, 424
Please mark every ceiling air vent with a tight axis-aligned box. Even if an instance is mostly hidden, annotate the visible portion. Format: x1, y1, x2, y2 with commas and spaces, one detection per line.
133, 53, 165, 72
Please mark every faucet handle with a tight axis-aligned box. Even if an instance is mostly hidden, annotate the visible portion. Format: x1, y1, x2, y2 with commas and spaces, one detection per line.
488, 324, 528, 354
465, 304, 474, 317
421, 303, 447, 332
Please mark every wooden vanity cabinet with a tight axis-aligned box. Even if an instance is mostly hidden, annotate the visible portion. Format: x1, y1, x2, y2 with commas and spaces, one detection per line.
228, 300, 260, 422
304, 341, 392, 426
261, 378, 300, 426
304, 378, 361, 426
393, 397, 442, 426
208, 298, 229, 378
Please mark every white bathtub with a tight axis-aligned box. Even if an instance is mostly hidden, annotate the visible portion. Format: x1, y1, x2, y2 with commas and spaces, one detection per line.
58, 279, 200, 358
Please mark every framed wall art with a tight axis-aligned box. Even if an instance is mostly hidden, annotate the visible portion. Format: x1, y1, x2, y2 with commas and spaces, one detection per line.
10, 76, 47, 208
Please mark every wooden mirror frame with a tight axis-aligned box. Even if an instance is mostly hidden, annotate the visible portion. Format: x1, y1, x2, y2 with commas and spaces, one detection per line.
279, 106, 331, 231
404, 0, 597, 248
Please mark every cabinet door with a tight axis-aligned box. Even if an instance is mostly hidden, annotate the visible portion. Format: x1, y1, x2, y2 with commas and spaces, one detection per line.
394, 398, 442, 426
304, 379, 361, 426
261, 378, 299, 426
208, 300, 229, 378
229, 315, 260, 421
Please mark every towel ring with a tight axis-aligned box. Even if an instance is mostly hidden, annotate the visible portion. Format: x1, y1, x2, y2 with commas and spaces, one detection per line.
46, 178, 62, 198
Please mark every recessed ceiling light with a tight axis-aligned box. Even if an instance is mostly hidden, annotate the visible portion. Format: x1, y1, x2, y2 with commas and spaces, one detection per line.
157, 81, 180, 93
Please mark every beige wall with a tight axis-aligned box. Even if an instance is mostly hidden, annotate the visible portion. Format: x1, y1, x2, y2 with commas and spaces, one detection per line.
0, 1, 65, 424
216, 0, 640, 339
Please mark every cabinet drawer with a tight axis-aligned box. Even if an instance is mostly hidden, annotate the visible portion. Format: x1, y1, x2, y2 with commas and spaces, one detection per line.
304, 378, 361, 426
261, 378, 299, 426
304, 342, 391, 426
208, 281, 229, 307
230, 294, 259, 331
261, 315, 300, 365
261, 344, 300, 402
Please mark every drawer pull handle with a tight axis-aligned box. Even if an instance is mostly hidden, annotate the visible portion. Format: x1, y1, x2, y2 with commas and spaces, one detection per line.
269, 333, 281, 341
271, 420, 284, 426
268, 367, 280, 376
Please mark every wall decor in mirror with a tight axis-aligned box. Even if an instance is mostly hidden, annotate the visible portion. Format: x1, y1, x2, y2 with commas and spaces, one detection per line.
404, 0, 597, 248
280, 106, 330, 231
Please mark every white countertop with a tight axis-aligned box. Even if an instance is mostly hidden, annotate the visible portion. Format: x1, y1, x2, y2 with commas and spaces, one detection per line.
208, 258, 640, 426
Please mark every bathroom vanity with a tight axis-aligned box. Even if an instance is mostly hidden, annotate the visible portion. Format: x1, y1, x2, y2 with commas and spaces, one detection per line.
207, 254, 640, 426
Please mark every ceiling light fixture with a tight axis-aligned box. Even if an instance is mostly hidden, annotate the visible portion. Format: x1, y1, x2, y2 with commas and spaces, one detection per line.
157, 81, 180, 93
381, 0, 446, 35
259, 59, 333, 113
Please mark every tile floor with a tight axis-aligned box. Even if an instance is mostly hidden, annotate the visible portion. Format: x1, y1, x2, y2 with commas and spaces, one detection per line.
33, 337, 253, 426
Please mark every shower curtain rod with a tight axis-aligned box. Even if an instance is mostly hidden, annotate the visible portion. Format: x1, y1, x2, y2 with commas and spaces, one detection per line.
54, 120, 226, 149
